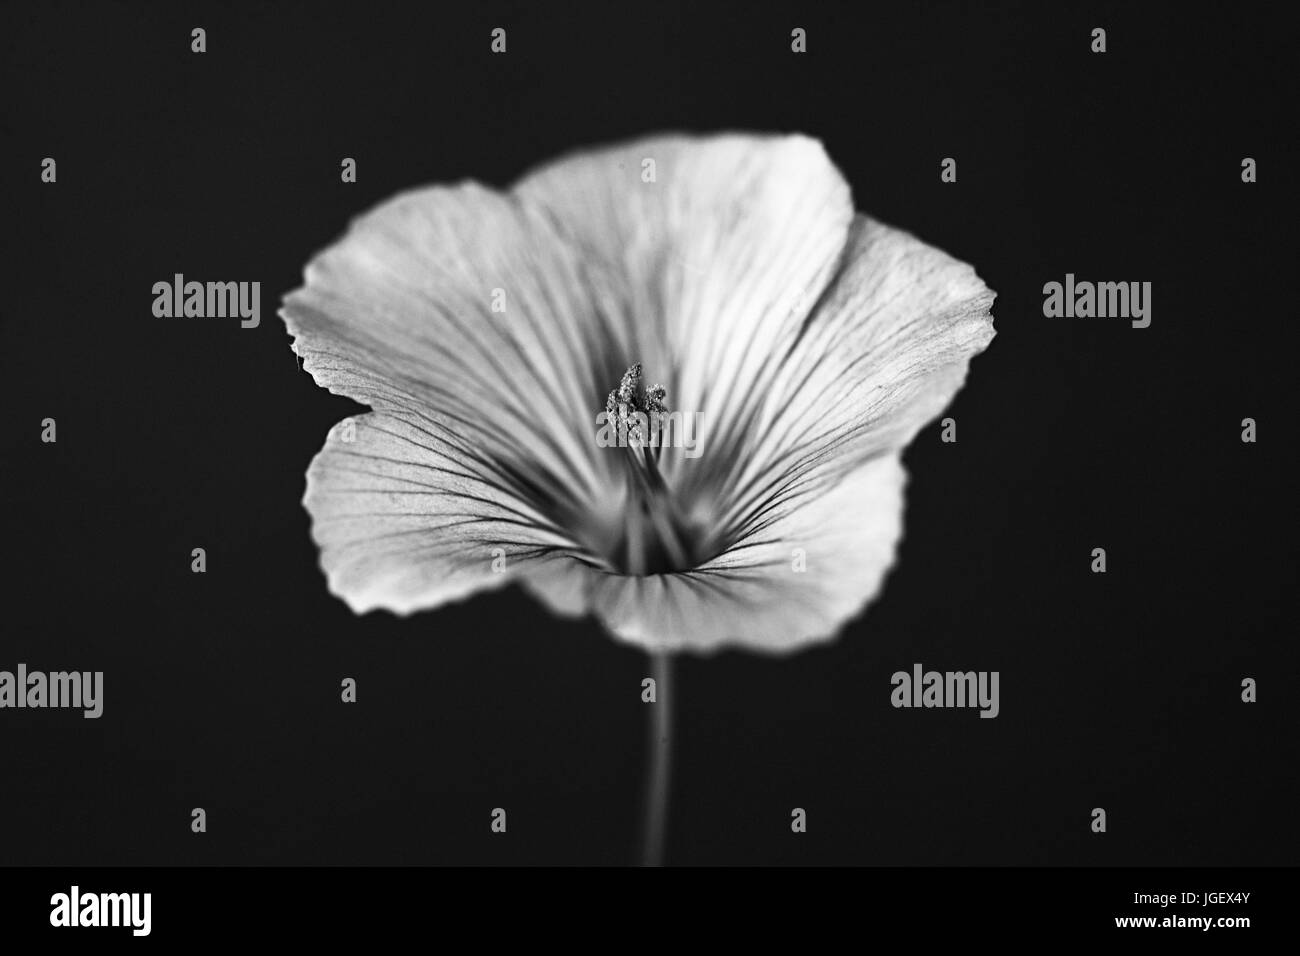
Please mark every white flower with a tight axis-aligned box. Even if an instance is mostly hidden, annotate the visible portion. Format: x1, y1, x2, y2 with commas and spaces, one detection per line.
281, 133, 995, 655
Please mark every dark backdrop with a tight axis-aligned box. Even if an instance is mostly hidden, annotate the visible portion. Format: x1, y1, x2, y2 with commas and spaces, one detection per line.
2, 0, 1295, 866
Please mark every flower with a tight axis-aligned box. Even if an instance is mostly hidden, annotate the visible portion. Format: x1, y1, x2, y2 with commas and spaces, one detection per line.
280, 133, 995, 654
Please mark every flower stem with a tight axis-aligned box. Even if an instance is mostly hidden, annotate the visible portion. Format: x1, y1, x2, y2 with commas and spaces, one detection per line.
641, 651, 673, 866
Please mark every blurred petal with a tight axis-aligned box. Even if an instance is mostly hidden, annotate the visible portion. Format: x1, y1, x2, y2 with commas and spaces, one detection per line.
524, 454, 906, 654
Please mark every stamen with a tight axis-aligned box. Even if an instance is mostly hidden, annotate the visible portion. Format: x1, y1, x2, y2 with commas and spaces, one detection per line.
600, 364, 697, 575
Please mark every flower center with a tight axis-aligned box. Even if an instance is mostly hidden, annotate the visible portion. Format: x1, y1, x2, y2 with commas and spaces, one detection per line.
596, 364, 708, 576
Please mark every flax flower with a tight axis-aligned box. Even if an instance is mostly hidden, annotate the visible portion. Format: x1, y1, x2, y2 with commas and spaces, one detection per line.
281, 133, 995, 656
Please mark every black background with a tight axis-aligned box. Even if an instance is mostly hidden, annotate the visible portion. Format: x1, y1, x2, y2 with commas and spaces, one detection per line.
2, 0, 1295, 867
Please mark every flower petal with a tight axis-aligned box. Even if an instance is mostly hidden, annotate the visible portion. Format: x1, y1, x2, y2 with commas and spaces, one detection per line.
523, 453, 907, 654
302, 412, 595, 615
283, 181, 617, 522
697, 216, 995, 548
512, 132, 856, 477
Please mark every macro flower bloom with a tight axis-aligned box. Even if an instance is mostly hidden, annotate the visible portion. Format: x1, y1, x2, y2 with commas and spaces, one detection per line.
281, 133, 995, 654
